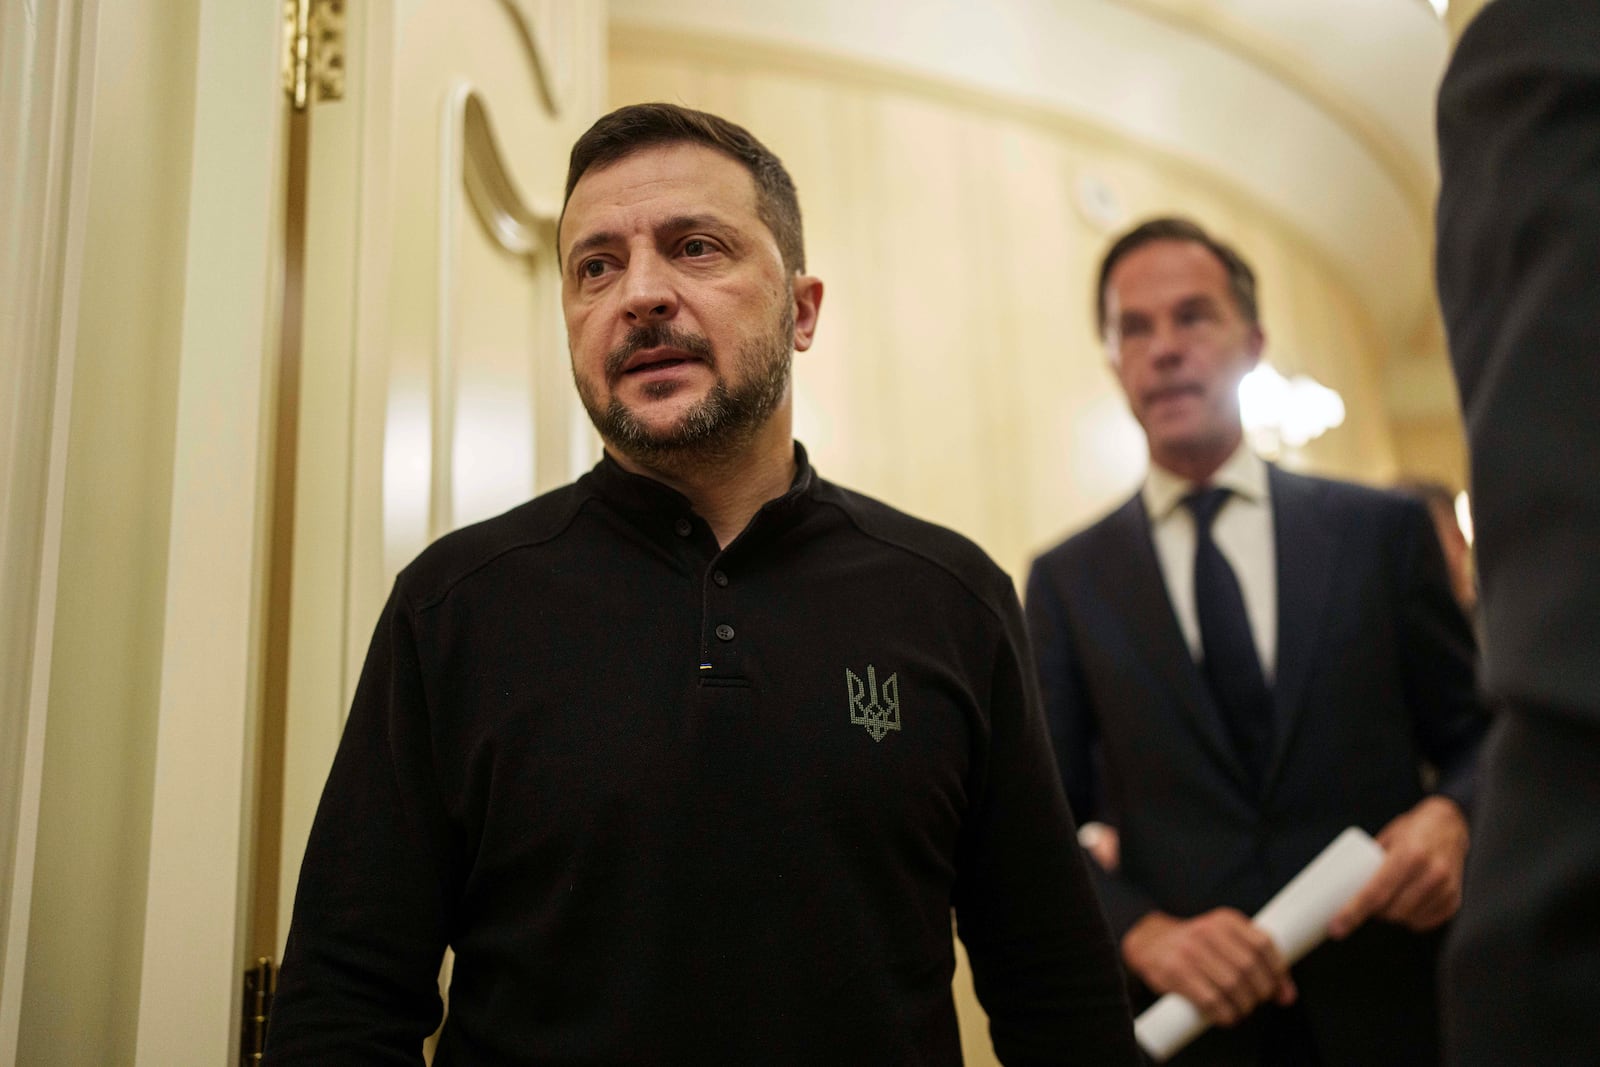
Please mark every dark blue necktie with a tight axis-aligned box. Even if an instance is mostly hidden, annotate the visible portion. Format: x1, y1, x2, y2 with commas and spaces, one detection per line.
1184, 487, 1274, 787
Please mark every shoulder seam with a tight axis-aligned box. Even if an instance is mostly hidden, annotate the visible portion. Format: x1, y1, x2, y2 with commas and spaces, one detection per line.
408, 491, 594, 614
813, 493, 1010, 629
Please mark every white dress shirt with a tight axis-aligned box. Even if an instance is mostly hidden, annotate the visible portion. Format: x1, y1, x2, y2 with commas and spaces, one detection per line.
1142, 444, 1278, 681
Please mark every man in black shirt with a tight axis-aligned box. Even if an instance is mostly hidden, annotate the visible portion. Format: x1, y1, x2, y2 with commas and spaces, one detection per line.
265, 103, 1139, 1065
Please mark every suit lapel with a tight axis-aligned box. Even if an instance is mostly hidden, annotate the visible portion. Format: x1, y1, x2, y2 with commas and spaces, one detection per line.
1264, 467, 1339, 793
1103, 495, 1255, 791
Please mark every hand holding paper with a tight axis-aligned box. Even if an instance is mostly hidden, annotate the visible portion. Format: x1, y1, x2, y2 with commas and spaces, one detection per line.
1329, 796, 1467, 938
1132, 827, 1386, 1062
1122, 908, 1294, 1027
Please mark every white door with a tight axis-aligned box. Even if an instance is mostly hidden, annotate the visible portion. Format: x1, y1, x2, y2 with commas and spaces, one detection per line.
265, 0, 605, 970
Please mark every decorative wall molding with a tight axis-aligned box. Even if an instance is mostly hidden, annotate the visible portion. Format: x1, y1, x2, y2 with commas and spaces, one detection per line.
0, 0, 98, 1056
1112, 0, 1438, 217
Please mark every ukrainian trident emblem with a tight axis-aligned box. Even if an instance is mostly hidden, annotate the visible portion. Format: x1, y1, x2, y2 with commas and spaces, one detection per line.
846, 665, 901, 742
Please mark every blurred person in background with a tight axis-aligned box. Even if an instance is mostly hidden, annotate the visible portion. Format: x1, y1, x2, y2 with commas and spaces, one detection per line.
1026, 216, 1490, 1065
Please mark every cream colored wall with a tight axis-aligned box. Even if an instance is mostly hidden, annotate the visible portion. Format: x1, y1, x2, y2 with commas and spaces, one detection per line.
17, 0, 200, 1060
1446, 0, 1495, 39
1392, 415, 1470, 493
1386, 314, 1469, 493
611, 30, 1400, 589
0, 0, 97, 1053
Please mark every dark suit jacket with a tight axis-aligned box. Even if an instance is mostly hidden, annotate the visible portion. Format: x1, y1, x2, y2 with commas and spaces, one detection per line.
1435, 6, 1600, 1064
1436, 0, 1600, 726
1025, 466, 1489, 1065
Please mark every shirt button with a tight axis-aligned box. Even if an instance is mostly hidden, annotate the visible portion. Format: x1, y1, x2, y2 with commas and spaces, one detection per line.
714, 624, 735, 642
712, 570, 729, 587
673, 518, 692, 537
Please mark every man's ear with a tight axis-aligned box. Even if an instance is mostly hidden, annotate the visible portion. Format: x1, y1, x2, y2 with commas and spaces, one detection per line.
791, 274, 824, 352
1103, 332, 1122, 373
1246, 323, 1266, 365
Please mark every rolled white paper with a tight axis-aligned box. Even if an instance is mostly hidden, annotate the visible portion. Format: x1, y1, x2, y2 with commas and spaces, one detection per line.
1133, 994, 1207, 1063
1132, 827, 1386, 1062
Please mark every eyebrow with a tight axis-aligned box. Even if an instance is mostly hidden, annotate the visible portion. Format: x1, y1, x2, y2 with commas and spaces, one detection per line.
563, 214, 736, 275
564, 230, 618, 275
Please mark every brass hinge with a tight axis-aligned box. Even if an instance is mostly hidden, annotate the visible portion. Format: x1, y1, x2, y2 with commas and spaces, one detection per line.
282, 0, 346, 110
241, 957, 276, 1064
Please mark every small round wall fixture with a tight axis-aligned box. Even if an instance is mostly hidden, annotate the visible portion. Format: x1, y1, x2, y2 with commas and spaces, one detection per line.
1074, 170, 1127, 234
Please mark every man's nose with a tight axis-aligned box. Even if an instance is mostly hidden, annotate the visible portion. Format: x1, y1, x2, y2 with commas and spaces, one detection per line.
621, 255, 677, 322
1148, 320, 1186, 365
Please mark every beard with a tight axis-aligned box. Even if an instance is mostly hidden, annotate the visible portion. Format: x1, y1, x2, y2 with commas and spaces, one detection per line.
575, 299, 794, 469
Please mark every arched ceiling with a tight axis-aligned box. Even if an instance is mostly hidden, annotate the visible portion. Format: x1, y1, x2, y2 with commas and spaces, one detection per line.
609, 0, 1454, 358
1129, 0, 1448, 186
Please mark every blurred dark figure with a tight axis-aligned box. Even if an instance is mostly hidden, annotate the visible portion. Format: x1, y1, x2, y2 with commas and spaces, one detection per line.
1435, 1, 1600, 1064
1395, 479, 1476, 616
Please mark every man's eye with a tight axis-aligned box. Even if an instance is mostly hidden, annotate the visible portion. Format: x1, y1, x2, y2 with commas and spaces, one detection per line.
683, 239, 709, 257
581, 260, 607, 278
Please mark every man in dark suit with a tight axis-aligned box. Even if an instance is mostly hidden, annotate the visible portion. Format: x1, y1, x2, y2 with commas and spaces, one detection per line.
1025, 217, 1489, 1065
1436, 2, 1600, 1063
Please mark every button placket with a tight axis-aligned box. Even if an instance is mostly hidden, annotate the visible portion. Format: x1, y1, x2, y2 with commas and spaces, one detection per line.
700, 555, 744, 679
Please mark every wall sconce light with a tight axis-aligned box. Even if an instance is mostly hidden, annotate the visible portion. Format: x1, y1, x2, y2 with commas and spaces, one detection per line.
1239, 362, 1346, 459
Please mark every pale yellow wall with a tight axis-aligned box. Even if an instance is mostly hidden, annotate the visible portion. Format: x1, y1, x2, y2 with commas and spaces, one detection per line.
17, 0, 200, 1061
1392, 414, 1470, 493
1386, 316, 1469, 493
610, 30, 1400, 588
1446, 0, 1495, 39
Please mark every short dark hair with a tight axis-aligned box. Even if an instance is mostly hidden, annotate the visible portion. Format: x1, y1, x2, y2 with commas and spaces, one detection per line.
1095, 216, 1259, 338
562, 102, 806, 275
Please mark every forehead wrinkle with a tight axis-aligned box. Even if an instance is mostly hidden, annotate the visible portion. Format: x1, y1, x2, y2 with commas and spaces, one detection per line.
1114, 272, 1217, 309
565, 144, 761, 230
658, 212, 734, 235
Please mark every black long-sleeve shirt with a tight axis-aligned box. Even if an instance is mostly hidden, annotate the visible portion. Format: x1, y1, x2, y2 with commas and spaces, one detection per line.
266, 445, 1139, 1065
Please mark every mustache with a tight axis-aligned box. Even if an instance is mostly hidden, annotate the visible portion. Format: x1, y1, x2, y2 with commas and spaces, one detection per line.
605, 324, 714, 377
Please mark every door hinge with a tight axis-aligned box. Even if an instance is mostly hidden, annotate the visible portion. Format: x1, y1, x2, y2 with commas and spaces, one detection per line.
241, 957, 277, 1064
282, 0, 346, 110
